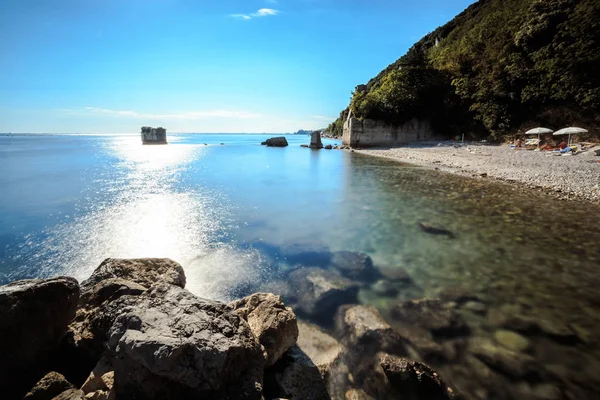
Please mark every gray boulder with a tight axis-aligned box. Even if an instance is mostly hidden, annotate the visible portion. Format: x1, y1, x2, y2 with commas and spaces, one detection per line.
297, 321, 343, 372
265, 137, 289, 147
106, 284, 265, 399
24, 372, 75, 400
231, 293, 299, 366
288, 268, 359, 319
391, 298, 468, 338
0, 277, 79, 398
81, 258, 186, 291
331, 251, 374, 281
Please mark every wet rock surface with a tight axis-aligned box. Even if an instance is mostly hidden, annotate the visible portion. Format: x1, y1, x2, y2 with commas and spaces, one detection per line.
330, 251, 374, 281
391, 298, 469, 338
0, 277, 79, 398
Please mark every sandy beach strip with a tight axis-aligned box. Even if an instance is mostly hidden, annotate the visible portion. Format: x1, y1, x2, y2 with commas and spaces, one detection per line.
355, 142, 600, 203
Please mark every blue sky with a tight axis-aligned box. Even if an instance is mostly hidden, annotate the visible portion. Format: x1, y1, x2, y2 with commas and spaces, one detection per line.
0, 0, 475, 133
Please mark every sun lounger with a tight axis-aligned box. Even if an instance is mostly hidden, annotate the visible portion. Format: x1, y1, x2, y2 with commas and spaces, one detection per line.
524, 138, 540, 147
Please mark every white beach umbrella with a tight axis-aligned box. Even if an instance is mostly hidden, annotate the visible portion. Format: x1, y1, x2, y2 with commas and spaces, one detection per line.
553, 127, 588, 146
525, 127, 553, 141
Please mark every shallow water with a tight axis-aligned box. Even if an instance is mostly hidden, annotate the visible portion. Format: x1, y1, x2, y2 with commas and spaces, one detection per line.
1, 133, 599, 399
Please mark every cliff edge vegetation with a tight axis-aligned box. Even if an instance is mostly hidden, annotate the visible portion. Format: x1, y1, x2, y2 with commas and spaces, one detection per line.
327, 0, 600, 139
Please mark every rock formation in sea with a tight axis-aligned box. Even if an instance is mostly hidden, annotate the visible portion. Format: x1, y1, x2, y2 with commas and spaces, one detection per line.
261, 137, 289, 147
0, 258, 461, 400
141, 126, 167, 145
310, 130, 324, 149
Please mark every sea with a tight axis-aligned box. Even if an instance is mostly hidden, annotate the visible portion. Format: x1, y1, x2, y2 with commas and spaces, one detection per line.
1, 133, 600, 398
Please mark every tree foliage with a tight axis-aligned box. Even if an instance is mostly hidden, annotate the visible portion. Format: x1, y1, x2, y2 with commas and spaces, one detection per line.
333, 0, 600, 139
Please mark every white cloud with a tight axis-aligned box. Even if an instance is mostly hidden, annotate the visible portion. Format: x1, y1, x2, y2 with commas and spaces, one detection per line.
74, 107, 261, 120
230, 8, 279, 20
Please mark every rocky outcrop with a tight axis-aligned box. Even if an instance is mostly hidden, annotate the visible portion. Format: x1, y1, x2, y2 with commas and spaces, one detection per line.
231, 293, 299, 366
264, 137, 289, 147
23, 372, 75, 400
289, 268, 359, 319
0, 277, 79, 398
106, 284, 265, 399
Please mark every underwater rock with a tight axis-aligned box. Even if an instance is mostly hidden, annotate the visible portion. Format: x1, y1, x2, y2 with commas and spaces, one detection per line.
375, 266, 413, 283
280, 242, 332, 267
371, 280, 399, 297
106, 284, 265, 399
231, 293, 299, 366
468, 337, 538, 379
0, 277, 80, 398
391, 298, 469, 338
289, 268, 359, 319
331, 251, 375, 281
418, 222, 455, 238
494, 330, 530, 353
23, 372, 75, 400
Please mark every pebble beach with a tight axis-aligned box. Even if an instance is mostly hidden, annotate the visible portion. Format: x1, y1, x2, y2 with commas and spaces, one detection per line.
356, 142, 600, 203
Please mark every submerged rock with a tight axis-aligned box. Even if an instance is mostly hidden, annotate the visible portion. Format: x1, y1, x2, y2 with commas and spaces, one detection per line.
231, 293, 299, 366
265, 137, 289, 147
391, 298, 469, 338
468, 337, 538, 379
81, 258, 186, 291
376, 266, 413, 283
0, 277, 79, 398
23, 372, 75, 400
106, 284, 265, 399
330, 251, 374, 281
335, 305, 405, 356
371, 280, 399, 297
494, 329, 530, 353
289, 268, 359, 319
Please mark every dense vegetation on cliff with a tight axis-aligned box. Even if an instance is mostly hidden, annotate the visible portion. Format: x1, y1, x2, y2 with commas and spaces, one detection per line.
327, 0, 600, 139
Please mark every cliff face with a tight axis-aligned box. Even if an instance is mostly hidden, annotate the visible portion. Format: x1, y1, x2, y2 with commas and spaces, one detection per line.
329, 0, 600, 139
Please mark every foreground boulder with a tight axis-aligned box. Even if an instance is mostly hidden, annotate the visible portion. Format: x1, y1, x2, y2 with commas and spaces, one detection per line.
289, 268, 359, 320
264, 137, 289, 147
23, 372, 74, 400
231, 293, 299, 366
0, 277, 79, 398
66, 259, 185, 380
106, 284, 265, 399
81, 258, 186, 291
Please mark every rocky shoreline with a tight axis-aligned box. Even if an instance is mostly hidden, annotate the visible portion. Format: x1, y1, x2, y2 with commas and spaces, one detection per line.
0, 258, 459, 400
1, 255, 595, 399
354, 142, 600, 203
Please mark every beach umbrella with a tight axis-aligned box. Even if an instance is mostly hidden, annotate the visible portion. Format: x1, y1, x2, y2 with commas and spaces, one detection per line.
525, 127, 553, 141
553, 127, 588, 146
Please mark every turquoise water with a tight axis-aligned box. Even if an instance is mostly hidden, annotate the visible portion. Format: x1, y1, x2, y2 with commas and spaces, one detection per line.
2, 133, 600, 399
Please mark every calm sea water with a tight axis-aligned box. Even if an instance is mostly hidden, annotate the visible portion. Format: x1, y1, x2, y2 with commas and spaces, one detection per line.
2, 133, 600, 398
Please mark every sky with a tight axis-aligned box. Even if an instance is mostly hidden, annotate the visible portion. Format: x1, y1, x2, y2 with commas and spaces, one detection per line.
0, 0, 475, 134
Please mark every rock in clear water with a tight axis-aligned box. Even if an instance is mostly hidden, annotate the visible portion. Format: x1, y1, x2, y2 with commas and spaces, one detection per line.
494, 329, 530, 353
0, 277, 79, 398
289, 268, 359, 319
371, 280, 398, 297
265, 137, 289, 147
380, 355, 454, 399
107, 284, 265, 399
391, 298, 469, 338
231, 292, 299, 366
310, 131, 324, 149
331, 251, 374, 281
376, 266, 413, 283
468, 337, 538, 379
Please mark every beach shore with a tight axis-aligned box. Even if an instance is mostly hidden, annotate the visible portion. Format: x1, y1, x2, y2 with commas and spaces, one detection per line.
355, 142, 600, 203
